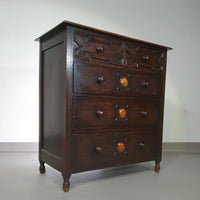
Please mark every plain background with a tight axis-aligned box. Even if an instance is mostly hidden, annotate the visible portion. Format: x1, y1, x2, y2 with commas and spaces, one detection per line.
0, 0, 199, 143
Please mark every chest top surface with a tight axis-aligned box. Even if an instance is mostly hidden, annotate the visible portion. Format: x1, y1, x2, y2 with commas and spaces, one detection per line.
35, 20, 172, 50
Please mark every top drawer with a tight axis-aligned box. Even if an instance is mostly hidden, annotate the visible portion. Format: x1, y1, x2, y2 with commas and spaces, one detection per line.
73, 29, 123, 66
73, 28, 166, 72
126, 42, 165, 71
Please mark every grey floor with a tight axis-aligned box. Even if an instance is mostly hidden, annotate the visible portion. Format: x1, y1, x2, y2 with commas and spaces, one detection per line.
0, 152, 199, 200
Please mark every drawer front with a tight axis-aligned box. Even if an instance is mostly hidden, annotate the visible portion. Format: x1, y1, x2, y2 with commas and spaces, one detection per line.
127, 43, 165, 71
73, 29, 123, 66
74, 62, 162, 96
72, 96, 160, 130
72, 131, 158, 173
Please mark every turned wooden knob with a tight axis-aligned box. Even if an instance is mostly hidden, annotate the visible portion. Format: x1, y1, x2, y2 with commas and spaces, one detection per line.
117, 142, 125, 152
140, 111, 148, 117
120, 77, 128, 87
96, 46, 104, 53
97, 76, 105, 84
116, 87, 120, 91
142, 56, 150, 62
118, 108, 126, 118
141, 81, 149, 88
96, 110, 104, 117
139, 142, 145, 149
95, 146, 103, 153
134, 62, 139, 68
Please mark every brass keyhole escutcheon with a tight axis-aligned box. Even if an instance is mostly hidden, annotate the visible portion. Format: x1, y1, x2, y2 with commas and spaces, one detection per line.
120, 77, 128, 88
119, 108, 126, 118
117, 142, 125, 152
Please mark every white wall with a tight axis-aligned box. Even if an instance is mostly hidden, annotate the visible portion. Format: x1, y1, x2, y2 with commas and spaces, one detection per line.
0, 0, 199, 142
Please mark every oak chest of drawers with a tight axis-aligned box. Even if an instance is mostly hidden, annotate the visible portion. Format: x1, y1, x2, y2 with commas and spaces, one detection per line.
36, 21, 172, 192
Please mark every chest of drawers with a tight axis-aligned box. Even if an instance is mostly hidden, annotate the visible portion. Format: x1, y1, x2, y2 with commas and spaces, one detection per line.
36, 21, 172, 192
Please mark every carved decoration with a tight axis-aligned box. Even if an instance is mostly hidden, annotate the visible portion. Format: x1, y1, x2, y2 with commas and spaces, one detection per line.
74, 30, 123, 65
126, 43, 165, 71
74, 30, 165, 71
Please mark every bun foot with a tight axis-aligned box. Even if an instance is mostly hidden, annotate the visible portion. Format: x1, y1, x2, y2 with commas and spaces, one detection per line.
155, 160, 160, 173
63, 179, 70, 192
39, 161, 45, 174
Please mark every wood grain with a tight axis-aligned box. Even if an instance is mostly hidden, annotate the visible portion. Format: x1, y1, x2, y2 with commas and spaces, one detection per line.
37, 21, 171, 192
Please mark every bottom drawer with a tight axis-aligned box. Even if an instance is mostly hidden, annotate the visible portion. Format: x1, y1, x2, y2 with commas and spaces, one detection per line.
71, 131, 159, 173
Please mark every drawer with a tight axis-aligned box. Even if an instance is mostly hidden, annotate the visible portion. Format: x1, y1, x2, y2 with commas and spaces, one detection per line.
72, 131, 158, 173
73, 29, 123, 66
72, 96, 160, 130
126, 42, 165, 72
74, 62, 162, 96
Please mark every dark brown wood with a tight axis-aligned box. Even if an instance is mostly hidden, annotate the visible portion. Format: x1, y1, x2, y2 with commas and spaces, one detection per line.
39, 161, 45, 174
97, 76, 105, 84
63, 176, 70, 192
73, 28, 123, 66
155, 160, 160, 173
140, 111, 148, 117
156, 51, 168, 162
95, 146, 103, 153
74, 62, 162, 97
41, 31, 65, 51
39, 41, 43, 165
42, 41, 65, 158
40, 149, 63, 171
36, 21, 171, 192
62, 25, 73, 184
72, 96, 160, 130
126, 42, 166, 71
71, 131, 158, 173
35, 20, 172, 50
96, 110, 104, 118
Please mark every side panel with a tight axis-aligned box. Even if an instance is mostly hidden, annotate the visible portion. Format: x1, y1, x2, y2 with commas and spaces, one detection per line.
39, 31, 66, 171
42, 43, 64, 157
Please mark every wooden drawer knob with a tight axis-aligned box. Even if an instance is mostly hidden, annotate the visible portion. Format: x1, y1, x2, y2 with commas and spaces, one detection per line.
117, 142, 125, 152
142, 56, 150, 62
139, 142, 145, 149
141, 81, 149, 88
95, 146, 103, 153
120, 77, 128, 88
97, 76, 105, 84
140, 111, 148, 117
96, 46, 104, 53
118, 108, 126, 118
96, 110, 104, 117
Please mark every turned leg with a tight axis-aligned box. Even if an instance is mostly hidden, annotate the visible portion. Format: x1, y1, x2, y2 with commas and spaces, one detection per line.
39, 161, 45, 174
155, 160, 160, 173
63, 176, 70, 192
